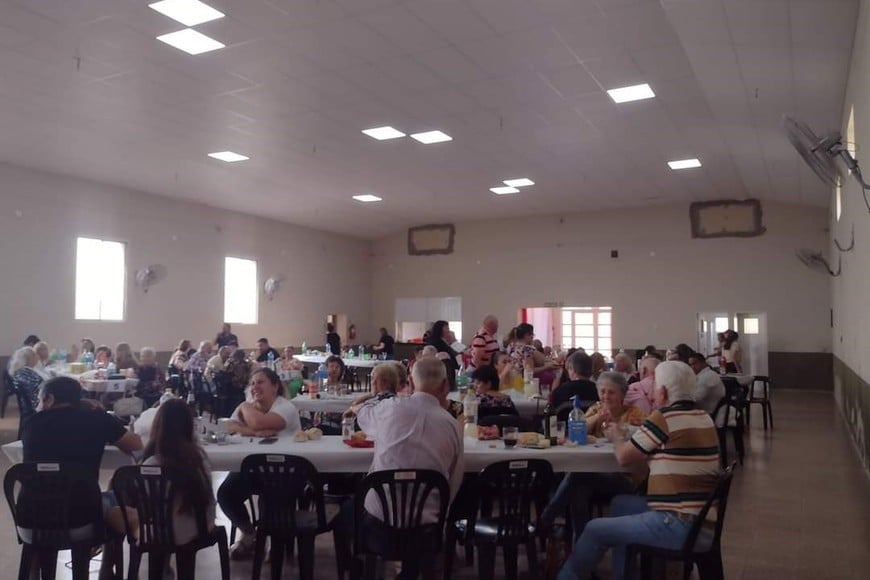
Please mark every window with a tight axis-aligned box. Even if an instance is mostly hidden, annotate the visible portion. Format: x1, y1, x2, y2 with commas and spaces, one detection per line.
224, 257, 258, 324
75, 237, 126, 321
714, 317, 730, 332
560, 307, 612, 353
743, 317, 760, 335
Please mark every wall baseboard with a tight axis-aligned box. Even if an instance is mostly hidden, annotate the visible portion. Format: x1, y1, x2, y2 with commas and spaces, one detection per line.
833, 357, 869, 478
768, 351, 832, 390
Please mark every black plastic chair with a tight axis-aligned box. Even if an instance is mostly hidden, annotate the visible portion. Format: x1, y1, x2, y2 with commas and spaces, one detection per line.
627, 462, 737, 580
241, 454, 345, 580
448, 459, 553, 580
713, 378, 747, 467
13, 376, 37, 441
4, 462, 105, 580
353, 469, 450, 580
111, 465, 230, 580
746, 376, 774, 430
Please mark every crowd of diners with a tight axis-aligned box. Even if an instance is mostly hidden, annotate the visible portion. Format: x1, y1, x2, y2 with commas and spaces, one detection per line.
4, 316, 741, 579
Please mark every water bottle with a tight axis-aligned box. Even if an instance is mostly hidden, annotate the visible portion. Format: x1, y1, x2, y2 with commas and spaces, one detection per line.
83, 351, 94, 370
358, 344, 365, 359
325, 342, 332, 356
568, 396, 587, 445
107, 362, 116, 375
463, 392, 479, 439
267, 350, 275, 369
301, 341, 307, 354
316, 363, 328, 391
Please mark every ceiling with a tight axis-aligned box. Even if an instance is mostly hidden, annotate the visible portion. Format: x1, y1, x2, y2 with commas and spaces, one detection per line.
0, 0, 858, 238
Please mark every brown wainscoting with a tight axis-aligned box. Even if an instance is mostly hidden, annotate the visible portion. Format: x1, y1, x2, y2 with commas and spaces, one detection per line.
768, 351, 832, 390
833, 356, 870, 476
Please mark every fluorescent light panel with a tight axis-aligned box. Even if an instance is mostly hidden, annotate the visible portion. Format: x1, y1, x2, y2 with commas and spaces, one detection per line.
606, 83, 655, 103
157, 28, 225, 55
410, 130, 452, 144
208, 151, 249, 162
490, 186, 520, 195
361, 126, 405, 140
149, 0, 224, 26
503, 178, 534, 187
667, 158, 702, 170
353, 194, 382, 202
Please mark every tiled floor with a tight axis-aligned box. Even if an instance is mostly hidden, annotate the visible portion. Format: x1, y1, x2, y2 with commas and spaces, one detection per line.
0, 390, 867, 579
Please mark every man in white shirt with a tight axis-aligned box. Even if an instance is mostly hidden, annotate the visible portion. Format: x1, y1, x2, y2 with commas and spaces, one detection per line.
205, 346, 232, 379
688, 352, 726, 414
341, 357, 463, 576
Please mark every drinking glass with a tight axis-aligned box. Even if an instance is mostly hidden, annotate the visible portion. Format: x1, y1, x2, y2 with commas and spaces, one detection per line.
555, 421, 566, 441
502, 426, 519, 449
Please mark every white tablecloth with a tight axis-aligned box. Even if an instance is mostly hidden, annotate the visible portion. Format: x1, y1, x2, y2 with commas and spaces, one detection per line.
2, 435, 619, 474
293, 354, 384, 369
722, 374, 753, 387
81, 378, 139, 393
290, 394, 358, 414
448, 391, 544, 418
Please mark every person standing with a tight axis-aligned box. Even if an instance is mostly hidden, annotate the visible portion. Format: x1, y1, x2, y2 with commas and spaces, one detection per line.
427, 321, 459, 389
326, 324, 342, 355
214, 323, 239, 348
371, 327, 396, 359
469, 315, 500, 371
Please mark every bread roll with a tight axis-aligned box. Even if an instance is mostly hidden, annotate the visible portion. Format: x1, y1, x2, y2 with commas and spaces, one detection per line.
293, 431, 308, 442
305, 427, 323, 441
351, 431, 367, 442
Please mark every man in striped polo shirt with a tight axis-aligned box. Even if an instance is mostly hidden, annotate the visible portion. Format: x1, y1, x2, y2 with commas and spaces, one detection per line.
558, 361, 720, 580
469, 315, 500, 370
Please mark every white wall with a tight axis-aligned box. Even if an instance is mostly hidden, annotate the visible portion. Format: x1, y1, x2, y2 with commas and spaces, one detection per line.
833, 0, 870, 382
0, 162, 373, 355
371, 202, 831, 353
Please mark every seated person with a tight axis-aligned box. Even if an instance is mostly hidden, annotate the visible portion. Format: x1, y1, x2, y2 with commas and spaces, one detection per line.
185, 341, 213, 374
254, 337, 280, 364
470, 364, 518, 420
94, 345, 113, 368
625, 356, 659, 414
206, 346, 232, 379
224, 349, 253, 397
218, 368, 300, 559
133, 390, 177, 443
688, 352, 726, 415
114, 342, 139, 374
613, 352, 639, 384
278, 346, 304, 372
33, 341, 51, 379
540, 372, 646, 541
135, 347, 166, 407
348, 363, 399, 408
557, 362, 720, 580
550, 351, 598, 413
168, 340, 191, 372
106, 398, 215, 577
316, 355, 348, 435
493, 351, 522, 391
21, 377, 142, 578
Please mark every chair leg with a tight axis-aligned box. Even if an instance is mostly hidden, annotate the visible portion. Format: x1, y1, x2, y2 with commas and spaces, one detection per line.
639, 553, 653, 580
252, 531, 268, 580
69, 546, 92, 580
443, 527, 456, 580
37, 549, 58, 580
696, 551, 724, 580
477, 543, 496, 580
127, 545, 142, 580
526, 540, 539, 580
363, 554, 379, 580
216, 528, 231, 580
297, 534, 316, 580
269, 536, 286, 580
732, 426, 745, 465
503, 544, 519, 580
147, 553, 167, 580
176, 551, 197, 580
18, 545, 33, 580
744, 402, 751, 428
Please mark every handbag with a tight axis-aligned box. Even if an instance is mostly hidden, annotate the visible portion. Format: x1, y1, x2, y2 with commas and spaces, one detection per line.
113, 394, 144, 418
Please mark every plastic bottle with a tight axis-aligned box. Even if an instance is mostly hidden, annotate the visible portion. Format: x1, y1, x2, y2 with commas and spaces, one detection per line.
358, 344, 365, 359
567, 396, 587, 445
463, 391, 479, 439
543, 401, 557, 446
325, 342, 332, 356
267, 350, 275, 369
316, 363, 328, 390
107, 362, 116, 376
301, 341, 307, 354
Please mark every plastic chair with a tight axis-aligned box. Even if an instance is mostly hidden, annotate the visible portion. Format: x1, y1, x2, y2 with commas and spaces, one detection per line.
241, 454, 345, 580
111, 465, 230, 580
626, 462, 737, 580
448, 459, 553, 580
713, 378, 747, 467
746, 376, 774, 430
4, 462, 105, 580
353, 469, 450, 580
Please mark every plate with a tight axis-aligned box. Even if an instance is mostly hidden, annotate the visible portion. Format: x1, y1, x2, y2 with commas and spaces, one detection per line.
343, 439, 374, 448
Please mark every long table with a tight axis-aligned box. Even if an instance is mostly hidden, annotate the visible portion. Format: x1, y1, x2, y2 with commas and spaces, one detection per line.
448, 391, 544, 418
294, 354, 384, 369
2, 435, 620, 474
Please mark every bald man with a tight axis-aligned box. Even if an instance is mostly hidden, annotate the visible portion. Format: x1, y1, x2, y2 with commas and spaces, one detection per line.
470, 315, 500, 370
625, 356, 660, 414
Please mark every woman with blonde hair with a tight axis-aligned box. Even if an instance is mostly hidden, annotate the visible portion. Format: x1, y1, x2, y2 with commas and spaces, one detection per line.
589, 352, 607, 380
114, 342, 139, 373
169, 339, 191, 371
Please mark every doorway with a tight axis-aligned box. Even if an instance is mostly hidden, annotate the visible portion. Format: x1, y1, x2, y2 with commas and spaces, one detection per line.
697, 311, 768, 376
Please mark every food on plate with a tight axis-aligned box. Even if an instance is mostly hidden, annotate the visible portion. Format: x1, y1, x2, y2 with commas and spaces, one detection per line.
351, 430, 368, 442
304, 427, 323, 440
477, 425, 500, 440
518, 432, 541, 446
293, 431, 309, 442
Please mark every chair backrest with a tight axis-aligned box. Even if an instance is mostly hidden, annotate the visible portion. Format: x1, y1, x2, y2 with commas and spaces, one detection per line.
112, 464, 210, 551
680, 462, 736, 555
354, 469, 450, 559
475, 459, 553, 542
240, 454, 326, 536
721, 377, 746, 405
4, 462, 104, 548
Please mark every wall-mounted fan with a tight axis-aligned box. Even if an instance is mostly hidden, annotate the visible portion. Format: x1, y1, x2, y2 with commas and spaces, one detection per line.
263, 276, 285, 301
796, 248, 841, 277
134, 264, 167, 292
782, 115, 870, 212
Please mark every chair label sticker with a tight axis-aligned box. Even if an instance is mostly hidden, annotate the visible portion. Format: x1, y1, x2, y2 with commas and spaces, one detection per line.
267, 455, 285, 463
141, 466, 162, 475
509, 461, 528, 469
37, 463, 60, 471
394, 472, 417, 480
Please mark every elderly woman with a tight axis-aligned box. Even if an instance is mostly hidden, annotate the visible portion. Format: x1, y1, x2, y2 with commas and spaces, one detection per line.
540, 372, 646, 542
589, 352, 607, 380
32, 341, 51, 379
94, 345, 113, 368
348, 363, 400, 410
136, 347, 166, 407
471, 365, 517, 420
613, 352, 639, 385
114, 342, 139, 374
168, 339, 191, 372
11, 347, 44, 421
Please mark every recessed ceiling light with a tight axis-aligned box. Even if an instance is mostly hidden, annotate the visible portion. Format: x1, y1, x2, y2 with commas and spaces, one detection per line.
208, 151, 249, 162
503, 178, 535, 187
157, 29, 225, 55
148, 0, 224, 26
410, 130, 453, 144
490, 186, 520, 195
361, 126, 406, 140
667, 158, 702, 170
353, 194, 383, 202
606, 83, 655, 103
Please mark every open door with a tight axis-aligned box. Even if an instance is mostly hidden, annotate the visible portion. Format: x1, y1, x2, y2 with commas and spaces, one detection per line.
697, 312, 730, 358
735, 312, 768, 376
